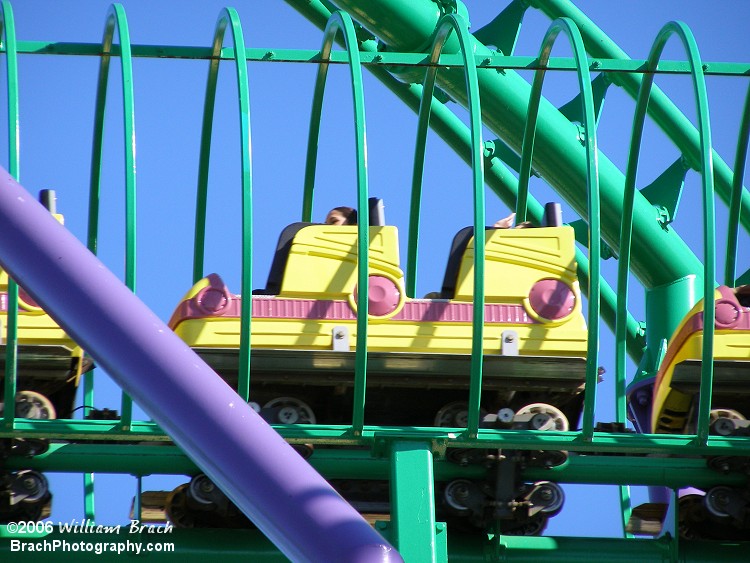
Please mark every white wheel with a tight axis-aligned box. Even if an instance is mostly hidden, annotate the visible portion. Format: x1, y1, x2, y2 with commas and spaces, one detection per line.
263, 397, 316, 424
709, 409, 746, 436
15, 391, 56, 420
515, 403, 569, 431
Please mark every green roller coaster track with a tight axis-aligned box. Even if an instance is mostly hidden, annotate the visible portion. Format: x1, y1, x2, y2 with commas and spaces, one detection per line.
1, 0, 749, 561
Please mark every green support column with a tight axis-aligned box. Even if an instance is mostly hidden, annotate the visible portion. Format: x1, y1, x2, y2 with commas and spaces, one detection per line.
390, 442, 445, 563
632, 275, 699, 387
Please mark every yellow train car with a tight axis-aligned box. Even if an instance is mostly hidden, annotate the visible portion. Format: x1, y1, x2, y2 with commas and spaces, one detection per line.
652, 285, 750, 435
169, 222, 589, 429
0, 204, 89, 421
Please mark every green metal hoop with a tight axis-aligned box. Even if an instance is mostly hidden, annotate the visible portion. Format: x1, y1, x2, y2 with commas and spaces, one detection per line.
725, 85, 750, 286
193, 7, 253, 401
516, 17, 602, 440
618, 21, 716, 445
0, 0, 19, 430
409, 13, 486, 437
303, 10, 371, 433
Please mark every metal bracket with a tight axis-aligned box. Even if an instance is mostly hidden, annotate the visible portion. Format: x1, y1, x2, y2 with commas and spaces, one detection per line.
331, 325, 350, 351
501, 330, 519, 356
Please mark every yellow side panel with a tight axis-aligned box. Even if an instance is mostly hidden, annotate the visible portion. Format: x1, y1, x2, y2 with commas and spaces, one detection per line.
174, 316, 588, 357
652, 330, 750, 433
279, 226, 403, 298
454, 226, 579, 303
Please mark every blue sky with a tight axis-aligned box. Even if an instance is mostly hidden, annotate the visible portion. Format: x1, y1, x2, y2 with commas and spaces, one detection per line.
4, 0, 749, 541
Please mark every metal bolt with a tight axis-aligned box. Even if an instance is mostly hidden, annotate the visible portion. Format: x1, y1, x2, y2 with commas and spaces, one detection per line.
504, 334, 515, 343
334, 331, 345, 339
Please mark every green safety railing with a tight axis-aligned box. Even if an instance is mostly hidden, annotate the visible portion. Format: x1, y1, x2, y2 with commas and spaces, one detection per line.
616, 21, 716, 446
515, 16, 601, 442
0, 0, 18, 433
85, 3, 139, 519
193, 7, 253, 401
87, 2, 137, 437
302, 10, 371, 434
726, 85, 750, 286
408, 12, 486, 438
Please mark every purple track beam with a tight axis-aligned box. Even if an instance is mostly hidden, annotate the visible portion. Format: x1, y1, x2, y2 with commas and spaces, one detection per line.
0, 168, 402, 563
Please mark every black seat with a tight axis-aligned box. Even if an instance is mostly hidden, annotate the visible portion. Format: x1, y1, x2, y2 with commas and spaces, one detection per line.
253, 222, 314, 295
254, 198, 385, 296
440, 226, 495, 299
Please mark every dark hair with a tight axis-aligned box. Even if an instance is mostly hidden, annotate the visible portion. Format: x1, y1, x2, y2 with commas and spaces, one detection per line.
331, 206, 357, 225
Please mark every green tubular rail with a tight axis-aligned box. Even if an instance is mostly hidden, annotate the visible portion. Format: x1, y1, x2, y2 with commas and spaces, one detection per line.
408, 13, 486, 438
726, 85, 750, 285
515, 15, 629, 536
531, 0, 750, 238
89, 2, 138, 431
0, 0, 18, 431
0, 3, 748, 555
84, 4, 138, 515
302, 10, 371, 433
617, 21, 716, 446
193, 8, 253, 401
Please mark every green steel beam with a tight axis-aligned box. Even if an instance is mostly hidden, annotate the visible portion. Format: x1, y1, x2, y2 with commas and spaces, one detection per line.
390, 442, 444, 562
4, 419, 750, 456
6, 443, 747, 491
5, 41, 750, 76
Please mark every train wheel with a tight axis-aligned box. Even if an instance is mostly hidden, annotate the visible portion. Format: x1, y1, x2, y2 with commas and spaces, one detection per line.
709, 409, 746, 436
434, 402, 487, 428
16, 470, 49, 504
0, 391, 57, 421
189, 474, 219, 506
434, 402, 469, 427
705, 485, 744, 520
0, 471, 51, 523
514, 403, 569, 467
263, 397, 316, 424
678, 494, 706, 540
514, 403, 569, 431
527, 481, 565, 516
501, 515, 548, 536
165, 484, 196, 528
